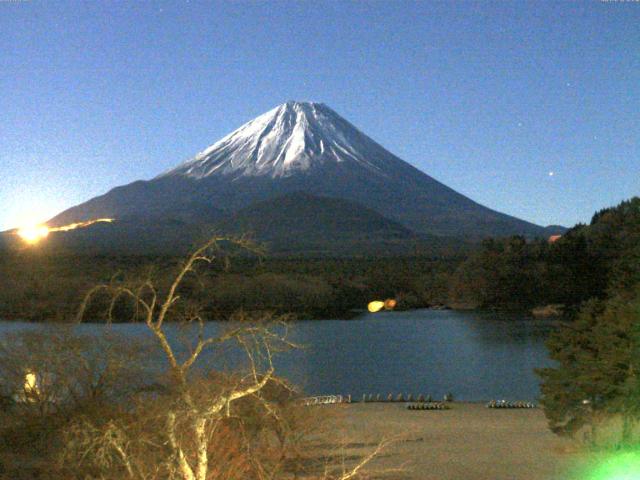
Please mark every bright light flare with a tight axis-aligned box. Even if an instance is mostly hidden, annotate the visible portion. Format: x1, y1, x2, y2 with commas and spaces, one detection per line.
17, 225, 50, 244
368, 301, 385, 313
51, 218, 114, 232
579, 450, 640, 480
24, 372, 40, 395
368, 299, 398, 313
15, 218, 114, 245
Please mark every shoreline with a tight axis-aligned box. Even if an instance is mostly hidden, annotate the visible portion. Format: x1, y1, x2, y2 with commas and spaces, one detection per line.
0, 305, 560, 323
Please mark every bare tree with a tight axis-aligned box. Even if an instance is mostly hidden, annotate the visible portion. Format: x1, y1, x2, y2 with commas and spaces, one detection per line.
0, 236, 391, 479
70, 236, 310, 480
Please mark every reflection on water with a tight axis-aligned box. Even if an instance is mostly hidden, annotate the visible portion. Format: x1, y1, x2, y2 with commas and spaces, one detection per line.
0, 309, 556, 401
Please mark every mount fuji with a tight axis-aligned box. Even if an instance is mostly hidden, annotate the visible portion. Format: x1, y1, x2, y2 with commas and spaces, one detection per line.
46, 101, 561, 254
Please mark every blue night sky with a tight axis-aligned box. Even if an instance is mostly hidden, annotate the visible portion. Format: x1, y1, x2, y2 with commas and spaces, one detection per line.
1, 1, 638, 230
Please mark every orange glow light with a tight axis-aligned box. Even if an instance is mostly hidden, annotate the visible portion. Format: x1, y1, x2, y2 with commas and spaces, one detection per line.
16, 218, 114, 245
51, 218, 114, 232
367, 301, 385, 313
17, 225, 49, 244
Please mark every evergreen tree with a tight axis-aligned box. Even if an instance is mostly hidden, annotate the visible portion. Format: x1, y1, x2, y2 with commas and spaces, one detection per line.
537, 285, 640, 444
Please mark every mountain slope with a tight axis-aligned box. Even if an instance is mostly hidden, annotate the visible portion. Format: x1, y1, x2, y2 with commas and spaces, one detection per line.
215, 192, 423, 255
50, 101, 558, 240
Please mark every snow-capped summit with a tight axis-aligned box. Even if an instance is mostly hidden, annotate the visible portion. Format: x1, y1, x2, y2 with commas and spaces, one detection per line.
49, 101, 560, 243
160, 101, 390, 179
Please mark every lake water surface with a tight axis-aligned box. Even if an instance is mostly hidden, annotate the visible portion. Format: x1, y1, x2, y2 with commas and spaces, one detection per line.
0, 309, 556, 402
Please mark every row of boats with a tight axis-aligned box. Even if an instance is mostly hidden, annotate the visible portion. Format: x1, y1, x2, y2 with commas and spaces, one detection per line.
360, 393, 453, 403
486, 400, 537, 409
300, 395, 537, 409
406, 402, 450, 410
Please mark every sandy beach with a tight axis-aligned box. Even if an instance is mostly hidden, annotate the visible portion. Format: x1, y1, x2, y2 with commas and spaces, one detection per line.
318, 402, 586, 480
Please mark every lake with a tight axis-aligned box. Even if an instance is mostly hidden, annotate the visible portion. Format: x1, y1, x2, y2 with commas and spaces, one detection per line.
0, 309, 556, 402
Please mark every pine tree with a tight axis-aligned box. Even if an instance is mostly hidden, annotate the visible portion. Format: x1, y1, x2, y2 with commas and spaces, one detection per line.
537, 286, 640, 444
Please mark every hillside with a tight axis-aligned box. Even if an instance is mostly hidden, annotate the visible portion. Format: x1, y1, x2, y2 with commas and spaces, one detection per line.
216, 192, 438, 256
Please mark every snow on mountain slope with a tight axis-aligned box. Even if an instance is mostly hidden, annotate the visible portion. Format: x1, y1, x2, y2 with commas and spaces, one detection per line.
48, 101, 560, 241
159, 101, 391, 179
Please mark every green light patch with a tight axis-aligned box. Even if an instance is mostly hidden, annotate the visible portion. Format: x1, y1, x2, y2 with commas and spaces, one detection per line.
581, 451, 640, 480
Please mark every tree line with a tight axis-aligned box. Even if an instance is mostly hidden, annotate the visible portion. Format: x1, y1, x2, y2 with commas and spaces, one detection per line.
0, 251, 462, 322
533, 197, 640, 447
449, 197, 640, 311
1, 198, 637, 322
